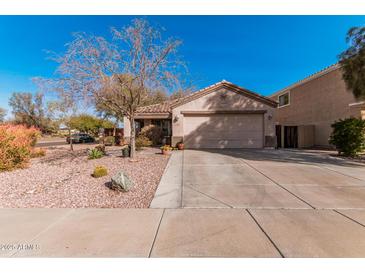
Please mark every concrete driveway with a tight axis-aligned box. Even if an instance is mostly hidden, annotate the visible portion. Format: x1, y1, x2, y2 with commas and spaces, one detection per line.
147, 149, 365, 257
179, 149, 365, 209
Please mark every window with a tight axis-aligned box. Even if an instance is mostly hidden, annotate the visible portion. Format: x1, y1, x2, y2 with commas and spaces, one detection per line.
152, 119, 171, 136
278, 92, 290, 107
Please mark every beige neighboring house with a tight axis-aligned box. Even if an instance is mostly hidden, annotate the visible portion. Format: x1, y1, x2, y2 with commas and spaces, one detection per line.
270, 64, 365, 148
124, 80, 277, 148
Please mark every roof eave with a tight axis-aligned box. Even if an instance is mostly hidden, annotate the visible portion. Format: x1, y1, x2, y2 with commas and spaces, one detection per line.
134, 112, 171, 119
171, 82, 277, 109
270, 63, 341, 98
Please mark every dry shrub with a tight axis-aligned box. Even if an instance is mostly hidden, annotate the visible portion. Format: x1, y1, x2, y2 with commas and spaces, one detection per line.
104, 136, 115, 146
138, 125, 163, 145
31, 148, 46, 158
0, 124, 41, 171
135, 135, 152, 150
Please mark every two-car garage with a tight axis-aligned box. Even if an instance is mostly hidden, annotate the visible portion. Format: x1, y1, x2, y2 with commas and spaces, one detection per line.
182, 112, 265, 149
127, 81, 277, 149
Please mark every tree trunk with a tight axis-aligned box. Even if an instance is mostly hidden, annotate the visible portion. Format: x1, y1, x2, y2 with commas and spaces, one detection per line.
68, 128, 73, 151
113, 121, 117, 137
130, 116, 136, 159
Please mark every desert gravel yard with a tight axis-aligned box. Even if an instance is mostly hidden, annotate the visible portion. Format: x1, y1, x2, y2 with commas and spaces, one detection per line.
0, 145, 169, 208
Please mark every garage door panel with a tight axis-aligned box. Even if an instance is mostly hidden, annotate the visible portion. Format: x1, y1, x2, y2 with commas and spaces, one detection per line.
183, 114, 263, 149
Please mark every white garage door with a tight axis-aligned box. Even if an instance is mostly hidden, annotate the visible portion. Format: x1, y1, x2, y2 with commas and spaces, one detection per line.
183, 114, 264, 148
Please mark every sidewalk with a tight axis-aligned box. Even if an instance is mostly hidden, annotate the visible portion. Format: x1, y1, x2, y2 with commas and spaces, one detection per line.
2, 208, 365, 257
150, 151, 183, 209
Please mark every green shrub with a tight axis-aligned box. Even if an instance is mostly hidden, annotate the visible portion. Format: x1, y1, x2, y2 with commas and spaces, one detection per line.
88, 148, 104, 159
92, 165, 108, 178
138, 125, 163, 145
0, 124, 41, 172
104, 136, 115, 146
135, 135, 152, 150
329, 118, 365, 157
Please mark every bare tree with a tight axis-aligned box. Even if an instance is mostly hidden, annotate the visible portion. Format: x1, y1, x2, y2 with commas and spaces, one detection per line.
8, 92, 56, 133
43, 18, 185, 159
0, 107, 6, 123
47, 92, 77, 151
95, 98, 123, 138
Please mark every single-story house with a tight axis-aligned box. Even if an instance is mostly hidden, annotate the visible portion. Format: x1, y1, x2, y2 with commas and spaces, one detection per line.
124, 80, 278, 148
270, 64, 365, 148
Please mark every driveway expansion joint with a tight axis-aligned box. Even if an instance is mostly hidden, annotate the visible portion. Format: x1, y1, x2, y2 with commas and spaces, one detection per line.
246, 209, 285, 258
184, 184, 233, 208
10, 208, 76, 257
315, 164, 365, 182
333, 209, 365, 229
237, 158, 316, 209
148, 209, 165, 258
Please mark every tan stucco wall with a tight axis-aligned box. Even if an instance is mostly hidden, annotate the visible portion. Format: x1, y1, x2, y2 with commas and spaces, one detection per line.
271, 68, 362, 147
298, 125, 315, 148
172, 87, 276, 146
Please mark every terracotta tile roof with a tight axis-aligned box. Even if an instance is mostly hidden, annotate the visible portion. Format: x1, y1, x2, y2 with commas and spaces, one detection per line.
136, 98, 181, 114
136, 80, 277, 114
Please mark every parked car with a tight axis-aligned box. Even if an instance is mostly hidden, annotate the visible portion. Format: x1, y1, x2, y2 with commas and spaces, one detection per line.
66, 133, 95, 144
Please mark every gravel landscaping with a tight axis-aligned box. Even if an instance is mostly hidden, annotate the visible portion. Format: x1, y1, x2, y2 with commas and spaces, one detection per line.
0, 144, 170, 208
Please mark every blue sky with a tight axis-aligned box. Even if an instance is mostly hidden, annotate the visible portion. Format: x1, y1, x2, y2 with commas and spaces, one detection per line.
0, 15, 364, 114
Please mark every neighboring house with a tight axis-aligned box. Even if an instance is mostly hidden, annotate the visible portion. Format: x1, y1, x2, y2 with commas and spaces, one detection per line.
124, 80, 277, 148
270, 64, 365, 148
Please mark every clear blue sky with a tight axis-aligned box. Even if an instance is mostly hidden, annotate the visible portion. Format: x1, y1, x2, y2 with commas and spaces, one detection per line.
1, 15, 365, 114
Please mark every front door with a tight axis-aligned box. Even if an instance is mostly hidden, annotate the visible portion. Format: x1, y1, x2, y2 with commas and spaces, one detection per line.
284, 126, 298, 148
275, 125, 282, 148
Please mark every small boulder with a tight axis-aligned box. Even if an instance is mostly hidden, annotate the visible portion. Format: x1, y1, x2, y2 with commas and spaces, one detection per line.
110, 171, 134, 192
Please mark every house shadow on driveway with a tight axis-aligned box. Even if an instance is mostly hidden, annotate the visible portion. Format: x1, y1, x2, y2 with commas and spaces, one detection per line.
192, 148, 365, 168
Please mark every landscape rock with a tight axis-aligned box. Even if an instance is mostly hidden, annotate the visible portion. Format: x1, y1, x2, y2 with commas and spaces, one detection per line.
110, 171, 134, 192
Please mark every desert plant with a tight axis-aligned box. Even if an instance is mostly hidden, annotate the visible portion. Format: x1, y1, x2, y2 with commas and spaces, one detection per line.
138, 125, 163, 145
104, 136, 115, 146
30, 148, 46, 158
135, 135, 153, 150
0, 107, 6, 123
88, 148, 104, 159
0, 124, 41, 171
69, 114, 114, 136
94, 144, 106, 154
338, 26, 365, 100
329, 118, 365, 157
160, 145, 173, 151
9, 92, 56, 133
160, 144, 173, 155
92, 165, 108, 178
